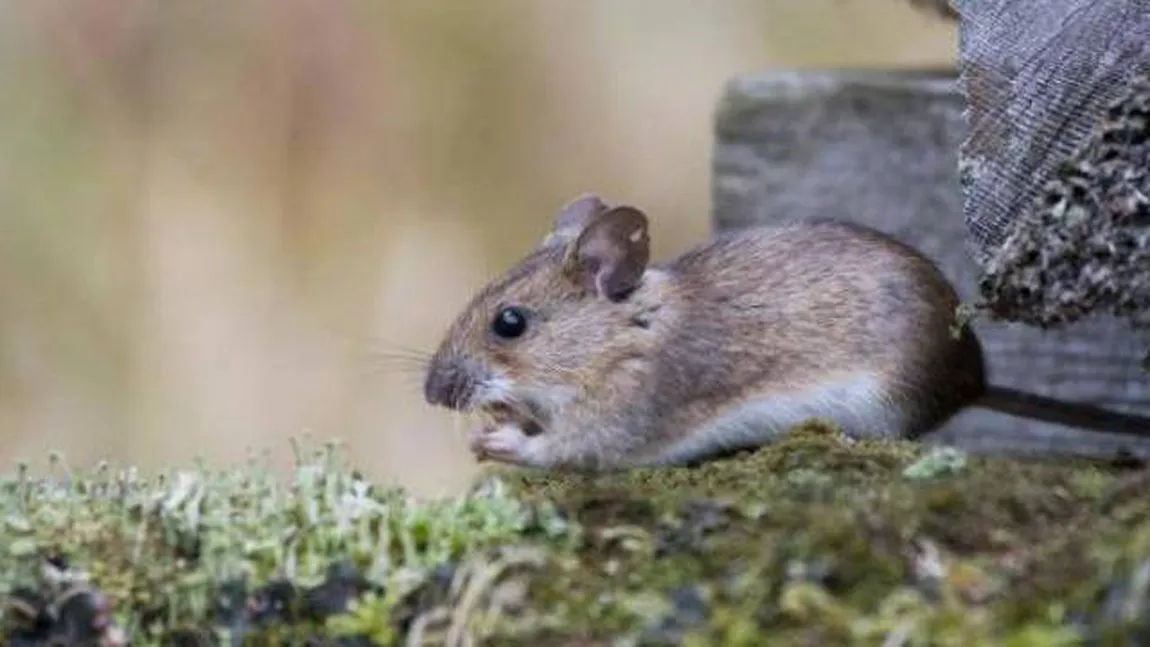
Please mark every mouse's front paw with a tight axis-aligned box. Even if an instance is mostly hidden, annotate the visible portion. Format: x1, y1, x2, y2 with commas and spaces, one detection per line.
469, 423, 537, 467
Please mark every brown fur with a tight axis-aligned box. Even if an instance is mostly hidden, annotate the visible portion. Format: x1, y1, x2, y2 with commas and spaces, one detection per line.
424, 198, 988, 471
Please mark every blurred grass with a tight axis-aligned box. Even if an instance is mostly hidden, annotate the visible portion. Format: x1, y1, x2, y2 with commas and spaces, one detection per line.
0, 1, 956, 496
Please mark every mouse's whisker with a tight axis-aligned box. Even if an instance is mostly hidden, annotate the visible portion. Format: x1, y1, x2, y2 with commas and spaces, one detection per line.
333, 332, 435, 359
368, 356, 432, 372
361, 351, 431, 373
367, 350, 433, 364
345, 337, 435, 381
361, 335, 435, 359
356, 361, 429, 379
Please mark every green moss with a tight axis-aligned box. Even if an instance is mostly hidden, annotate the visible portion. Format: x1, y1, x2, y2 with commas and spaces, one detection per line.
484, 422, 1148, 645
2, 426, 1149, 645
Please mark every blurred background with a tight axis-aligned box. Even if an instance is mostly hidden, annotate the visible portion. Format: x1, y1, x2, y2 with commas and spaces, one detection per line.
0, 1, 954, 496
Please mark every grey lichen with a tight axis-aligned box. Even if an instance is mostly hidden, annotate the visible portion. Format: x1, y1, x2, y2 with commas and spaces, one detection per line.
0, 441, 562, 646
973, 72, 1150, 344
902, 446, 968, 480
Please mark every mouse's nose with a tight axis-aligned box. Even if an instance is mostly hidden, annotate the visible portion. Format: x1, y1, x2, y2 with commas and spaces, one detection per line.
424, 355, 476, 410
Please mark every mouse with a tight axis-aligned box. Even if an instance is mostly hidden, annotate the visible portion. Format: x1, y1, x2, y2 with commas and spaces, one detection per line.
422, 194, 1150, 472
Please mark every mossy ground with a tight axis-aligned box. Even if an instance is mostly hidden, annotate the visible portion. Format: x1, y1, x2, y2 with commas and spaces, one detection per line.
2, 424, 1149, 646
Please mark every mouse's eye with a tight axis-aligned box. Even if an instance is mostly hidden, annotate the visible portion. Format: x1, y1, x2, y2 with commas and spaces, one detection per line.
492, 306, 529, 339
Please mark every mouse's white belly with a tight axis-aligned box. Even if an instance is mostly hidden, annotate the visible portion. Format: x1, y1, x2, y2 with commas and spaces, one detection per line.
648, 371, 907, 466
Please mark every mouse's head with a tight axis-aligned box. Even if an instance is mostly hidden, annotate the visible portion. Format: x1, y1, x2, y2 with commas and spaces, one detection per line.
423, 194, 653, 427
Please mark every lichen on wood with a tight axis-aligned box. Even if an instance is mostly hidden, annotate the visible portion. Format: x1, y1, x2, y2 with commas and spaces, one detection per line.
974, 73, 1150, 334
954, 0, 1150, 352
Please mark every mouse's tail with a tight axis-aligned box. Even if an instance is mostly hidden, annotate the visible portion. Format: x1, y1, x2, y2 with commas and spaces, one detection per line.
976, 385, 1150, 438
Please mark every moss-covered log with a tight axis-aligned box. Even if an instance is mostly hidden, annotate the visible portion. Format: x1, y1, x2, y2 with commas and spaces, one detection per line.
3, 427, 1149, 646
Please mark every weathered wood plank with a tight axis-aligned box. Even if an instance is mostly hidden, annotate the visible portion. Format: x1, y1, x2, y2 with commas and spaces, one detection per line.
953, 0, 1150, 263
711, 69, 1150, 459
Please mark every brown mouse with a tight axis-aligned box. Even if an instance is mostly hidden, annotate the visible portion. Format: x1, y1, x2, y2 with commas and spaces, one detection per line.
423, 194, 1150, 471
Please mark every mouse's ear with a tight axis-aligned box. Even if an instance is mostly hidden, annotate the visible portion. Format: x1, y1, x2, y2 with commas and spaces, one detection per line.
542, 193, 608, 248
564, 205, 650, 301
